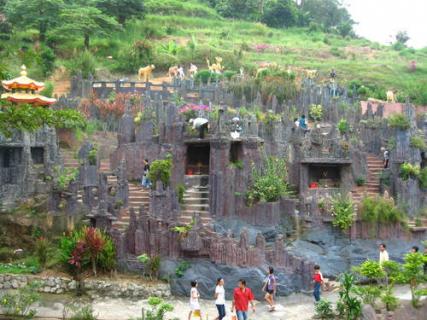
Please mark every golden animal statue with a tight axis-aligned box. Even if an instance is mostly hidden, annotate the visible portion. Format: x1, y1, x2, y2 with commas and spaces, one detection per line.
168, 66, 179, 80
206, 57, 224, 74
138, 65, 155, 82
305, 69, 318, 79
386, 90, 396, 103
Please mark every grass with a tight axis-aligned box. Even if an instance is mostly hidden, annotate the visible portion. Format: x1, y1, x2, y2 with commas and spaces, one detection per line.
2, 0, 427, 104
0, 258, 40, 275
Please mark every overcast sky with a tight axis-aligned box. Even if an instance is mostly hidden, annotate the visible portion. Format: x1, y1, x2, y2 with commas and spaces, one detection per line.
344, 0, 427, 48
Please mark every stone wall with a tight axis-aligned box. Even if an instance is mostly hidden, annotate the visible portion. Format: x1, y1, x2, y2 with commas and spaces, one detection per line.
0, 274, 171, 299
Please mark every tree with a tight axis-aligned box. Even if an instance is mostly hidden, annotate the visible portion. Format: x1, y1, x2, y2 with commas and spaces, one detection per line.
5, 0, 64, 42
97, 0, 145, 25
214, 0, 259, 20
300, 0, 354, 32
395, 31, 410, 45
400, 252, 426, 307
262, 0, 299, 28
56, 5, 120, 49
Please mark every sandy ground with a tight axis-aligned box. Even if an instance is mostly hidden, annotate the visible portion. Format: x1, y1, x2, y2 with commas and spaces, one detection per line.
9, 286, 417, 320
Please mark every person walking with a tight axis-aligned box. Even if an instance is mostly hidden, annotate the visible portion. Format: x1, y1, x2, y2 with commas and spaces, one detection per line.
141, 159, 151, 188
312, 265, 324, 303
379, 243, 389, 265
214, 278, 226, 320
262, 267, 276, 312
231, 279, 255, 320
188, 280, 202, 320
381, 147, 390, 169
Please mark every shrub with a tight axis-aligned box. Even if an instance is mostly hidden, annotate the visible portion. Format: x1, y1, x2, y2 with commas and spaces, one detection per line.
142, 296, 174, 320
223, 70, 237, 80
360, 196, 406, 225
69, 305, 97, 320
309, 104, 323, 121
336, 273, 362, 320
40, 81, 54, 98
245, 157, 292, 206
419, 168, 427, 189
148, 154, 173, 189
381, 286, 399, 311
0, 282, 40, 318
65, 50, 97, 78
388, 113, 410, 130
55, 167, 79, 191
137, 254, 161, 279
400, 162, 420, 180
314, 299, 335, 319
0, 247, 14, 262
40, 45, 56, 76
194, 69, 223, 84
401, 252, 426, 307
355, 177, 365, 186
175, 260, 191, 278
338, 118, 349, 134
176, 184, 185, 204
114, 40, 153, 73
35, 237, 49, 268
88, 147, 97, 166
410, 135, 427, 150
331, 193, 354, 231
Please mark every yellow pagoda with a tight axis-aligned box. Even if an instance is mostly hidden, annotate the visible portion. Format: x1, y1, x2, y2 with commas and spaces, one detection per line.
1, 65, 56, 106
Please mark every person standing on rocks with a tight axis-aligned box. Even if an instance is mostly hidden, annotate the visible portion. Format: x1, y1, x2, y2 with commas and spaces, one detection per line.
231, 279, 255, 320
312, 265, 324, 303
379, 243, 389, 265
214, 278, 226, 320
262, 267, 277, 312
188, 280, 202, 320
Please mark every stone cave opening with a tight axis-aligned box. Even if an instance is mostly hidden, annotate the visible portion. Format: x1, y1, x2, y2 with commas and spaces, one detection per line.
186, 143, 210, 175
308, 164, 342, 188
31, 147, 45, 165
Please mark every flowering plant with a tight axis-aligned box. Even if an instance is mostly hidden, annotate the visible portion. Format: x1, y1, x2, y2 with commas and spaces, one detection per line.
179, 103, 209, 121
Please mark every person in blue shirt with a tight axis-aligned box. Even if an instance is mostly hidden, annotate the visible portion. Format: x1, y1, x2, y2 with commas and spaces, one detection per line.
299, 114, 307, 130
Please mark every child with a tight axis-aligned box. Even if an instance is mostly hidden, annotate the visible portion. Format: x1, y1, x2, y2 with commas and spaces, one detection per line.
188, 280, 202, 319
263, 266, 276, 312
312, 265, 323, 302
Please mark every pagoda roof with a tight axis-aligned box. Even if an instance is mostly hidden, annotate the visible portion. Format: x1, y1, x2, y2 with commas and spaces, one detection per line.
1, 92, 56, 106
2, 65, 45, 91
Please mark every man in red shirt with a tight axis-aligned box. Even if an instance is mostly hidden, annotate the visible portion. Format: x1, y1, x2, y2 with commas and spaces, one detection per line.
231, 279, 255, 320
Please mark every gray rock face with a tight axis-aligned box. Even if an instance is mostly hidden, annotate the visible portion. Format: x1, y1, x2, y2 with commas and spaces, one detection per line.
160, 259, 305, 301
288, 227, 424, 278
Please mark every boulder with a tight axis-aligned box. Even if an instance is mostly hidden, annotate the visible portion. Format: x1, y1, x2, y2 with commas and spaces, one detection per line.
361, 304, 378, 320
160, 258, 305, 300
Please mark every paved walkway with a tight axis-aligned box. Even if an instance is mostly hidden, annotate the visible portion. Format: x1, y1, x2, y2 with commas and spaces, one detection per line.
2, 286, 418, 320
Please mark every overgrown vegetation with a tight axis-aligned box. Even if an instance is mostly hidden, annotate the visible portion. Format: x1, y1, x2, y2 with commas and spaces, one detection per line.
137, 254, 161, 279
387, 113, 411, 130
360, 195, 406, 226
410, 135, 427, 151
331, 193, 354, 231
148, 154, 173, 189
0, 282, 40, 319
245, 157, 292, 206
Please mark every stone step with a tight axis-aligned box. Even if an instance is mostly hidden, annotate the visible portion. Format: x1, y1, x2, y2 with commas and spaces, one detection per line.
129, 196, 150, 201
183, 197, 209, 204
181, 204, 210, 211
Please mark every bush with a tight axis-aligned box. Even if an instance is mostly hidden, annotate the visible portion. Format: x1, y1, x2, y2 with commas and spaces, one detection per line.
0, 282, 40, 319
400, 162, 420, 180
309, 104, 323, 121
336, 273, 362, 320
223, 70, 237, 80
137, 254, 161, 279
176, 184, 185, 204
113, 40, 153, 73
360, 196, 406, 225
69, 305, 97, 320
314, 299, 335, 319
338, 118, 349, 134
355, 177, 365, 186
419, 168, 427, 189
66, 50, 97, 78
388, 113, 410, 130
148, 154, 173, 189
331, 193, 354, 231
40, 81, 54, 98
0, 247, 14, 262
88, 147, 97, 166
35, 237, 49, 268
381, 286, 399, 311
142, 296, 174, 320
194, 69, 223, 84
175, 260, 190, 278
245, 157, 292, 206
410, 135, 427, 150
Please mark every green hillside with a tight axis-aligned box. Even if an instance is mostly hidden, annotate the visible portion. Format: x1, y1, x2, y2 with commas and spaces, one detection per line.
1, 0, 427, 104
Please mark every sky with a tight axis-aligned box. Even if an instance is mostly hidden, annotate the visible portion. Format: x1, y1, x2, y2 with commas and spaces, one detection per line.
344, 0, 427, 48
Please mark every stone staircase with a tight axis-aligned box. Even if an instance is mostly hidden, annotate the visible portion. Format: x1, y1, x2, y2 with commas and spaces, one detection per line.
179, 176, 212, 227
111, 183, 150, 232
351, 154, 383, 209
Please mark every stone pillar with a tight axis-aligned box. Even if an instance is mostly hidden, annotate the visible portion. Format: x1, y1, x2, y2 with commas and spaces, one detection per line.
209, 138, 231, 218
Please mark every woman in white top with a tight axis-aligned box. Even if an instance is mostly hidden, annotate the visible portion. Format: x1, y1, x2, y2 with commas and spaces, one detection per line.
214, 278, 226, 320
188, 280, 202, 320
